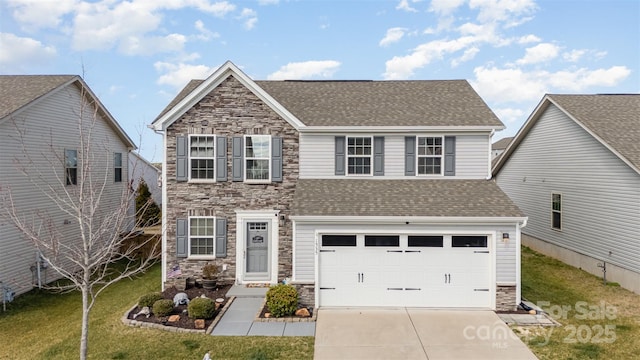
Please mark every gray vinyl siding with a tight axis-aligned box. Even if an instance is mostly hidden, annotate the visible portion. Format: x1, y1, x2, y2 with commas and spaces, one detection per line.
0, 84, 131, 296
299, 133, 490, 178
496, 104, 640, 274
293, 222, 518, 284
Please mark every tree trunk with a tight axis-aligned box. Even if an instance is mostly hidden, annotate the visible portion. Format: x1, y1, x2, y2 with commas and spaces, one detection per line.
80, 286, 90, 360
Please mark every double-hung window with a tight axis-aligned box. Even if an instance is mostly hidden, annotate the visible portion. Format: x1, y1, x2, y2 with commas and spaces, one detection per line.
189, 217, 215, 257
347, 136, 372, 175
114, 152, 122, 183
417, 136, 443, 175
189, 135, 215, 181
65, 149, 78, 185
245, 135, 271, 181
552, 193, 562, 230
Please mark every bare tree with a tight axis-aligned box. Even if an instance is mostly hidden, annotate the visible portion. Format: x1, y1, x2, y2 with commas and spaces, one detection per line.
0, 82, 159, 360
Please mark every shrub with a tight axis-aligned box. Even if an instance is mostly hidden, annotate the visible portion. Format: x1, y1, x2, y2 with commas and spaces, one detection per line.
138, 292, 163, 308
152, 299, 174, 317
266, 284, 298, 318
188, 297, 216, 319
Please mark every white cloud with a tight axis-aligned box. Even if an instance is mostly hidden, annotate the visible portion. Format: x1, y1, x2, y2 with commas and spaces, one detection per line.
194, 20, 220, 41
6, 0, 78, 30
119, 33, 187, 56
430, 0, 465, 14
238, 8, 258, 30
0, 33, 56, 70
493, 107, 525, 123
379, 27, 407, 47
154, 62, 216, 89
396, 0, 418, 13
562, 49, 586, 63
257, 0, 279, 5
267, 60, 341, 80
469, 0, 537, 23
452, 47, 480, 67
472, 65, 631, 104
516, 43, 560, 65
517, 34, 541, 44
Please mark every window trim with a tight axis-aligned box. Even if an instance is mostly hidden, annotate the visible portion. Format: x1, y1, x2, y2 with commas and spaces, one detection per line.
188, 216, 216, 259
551, 192, 562, 231
416, 135, 444, 176
65, 148, 78, 186
188, 134, 216, 183
346, 136, 373, 176
114, 152, 123, 183
451, 235, 488, 248
244, 134, 272, 183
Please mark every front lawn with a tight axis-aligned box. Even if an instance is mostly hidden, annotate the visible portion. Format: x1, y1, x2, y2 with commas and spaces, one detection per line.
520, 246, 640, 359
0, 264, 314, 360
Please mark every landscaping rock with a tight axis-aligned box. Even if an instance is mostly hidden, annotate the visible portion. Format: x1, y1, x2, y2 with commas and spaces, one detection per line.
265, 312, 271, 318
194, 319, 205, 329
168, 315, 180, 322
295, 308, 310, 317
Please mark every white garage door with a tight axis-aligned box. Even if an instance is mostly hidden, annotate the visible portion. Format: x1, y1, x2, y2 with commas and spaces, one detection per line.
318, 234, 492, 308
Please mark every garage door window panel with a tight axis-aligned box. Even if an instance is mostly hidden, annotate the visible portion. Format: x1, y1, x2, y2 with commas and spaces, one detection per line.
452, 236, 487, 248
408, 235, 444, 247
322, 235, 357, 247
365, 235, 399, 247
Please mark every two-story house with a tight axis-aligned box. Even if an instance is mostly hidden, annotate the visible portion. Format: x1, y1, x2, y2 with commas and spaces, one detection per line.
150, 61, 526, 311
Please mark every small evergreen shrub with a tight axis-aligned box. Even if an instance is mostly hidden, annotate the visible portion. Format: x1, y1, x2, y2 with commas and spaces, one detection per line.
188, 297, 216, 319
138, 292, 163, 308
266, 284, 298, 318
152, 299, 174, 317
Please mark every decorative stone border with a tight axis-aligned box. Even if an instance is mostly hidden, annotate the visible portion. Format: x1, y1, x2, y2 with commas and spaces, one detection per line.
253, 298, 317, 323
121, 296, 235, 335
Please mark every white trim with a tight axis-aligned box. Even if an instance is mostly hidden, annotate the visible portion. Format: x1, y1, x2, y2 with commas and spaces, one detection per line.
235, 210, 280, 284
291, 215, 528, 224
515, 221, 522, 306
416, 135, 444, 176
161, 131, 168, 290
187, 216, 216, 259
188, 134, 217, 183
346, 135, 373, 176
244, 134, 272, 183
300, 126, 503, 134
151, 61, 305, 131
291, 220, 297, 282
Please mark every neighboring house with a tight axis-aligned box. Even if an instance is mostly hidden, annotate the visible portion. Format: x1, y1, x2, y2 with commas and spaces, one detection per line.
493, 94, 640, 294
150, 61, 526, 311
492, 136, 513, 159
0, 75, 136, 296
129, 151, 162, 206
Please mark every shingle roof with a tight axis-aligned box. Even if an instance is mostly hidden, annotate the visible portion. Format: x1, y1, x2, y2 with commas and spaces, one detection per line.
155, 78, 503, 128
0, 75, 76, 119
548, 94, 640, 170
291, 179, 524, 218
492, 136, 513, 150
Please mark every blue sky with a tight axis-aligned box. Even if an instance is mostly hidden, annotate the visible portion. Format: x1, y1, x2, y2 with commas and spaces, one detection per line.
2, 0, 638, 162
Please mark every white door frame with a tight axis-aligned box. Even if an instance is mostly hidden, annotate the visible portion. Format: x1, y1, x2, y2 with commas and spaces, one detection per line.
235, 210, 280, 284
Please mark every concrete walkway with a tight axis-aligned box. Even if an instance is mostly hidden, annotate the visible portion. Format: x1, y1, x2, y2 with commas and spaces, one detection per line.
211, 286, 315, 336
315, 309, 538, 360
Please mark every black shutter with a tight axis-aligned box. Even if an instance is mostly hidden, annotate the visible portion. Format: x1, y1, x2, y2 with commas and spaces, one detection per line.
444, 136, 456, 176
176, 136, 188, 182
271, 137, 283, 182
335, 136, 346, 175
405, 136, 416, 176
176, 218, 187, 258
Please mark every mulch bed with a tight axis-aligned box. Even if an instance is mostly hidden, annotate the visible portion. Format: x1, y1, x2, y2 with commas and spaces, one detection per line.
127, 284, 231, 330
257, 302, 314, 320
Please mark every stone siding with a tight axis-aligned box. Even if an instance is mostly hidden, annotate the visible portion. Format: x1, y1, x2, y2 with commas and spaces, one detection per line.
496, 285, 517, 311
292, 283, 315, 308
164, 75, 299, 287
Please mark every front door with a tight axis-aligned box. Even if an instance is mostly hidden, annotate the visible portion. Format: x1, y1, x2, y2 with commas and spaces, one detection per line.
245, 222, 269, 280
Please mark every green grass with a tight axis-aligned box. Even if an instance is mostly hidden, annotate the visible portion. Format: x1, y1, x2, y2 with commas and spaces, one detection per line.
0, 264, 314, 360
520, 246, 640, 359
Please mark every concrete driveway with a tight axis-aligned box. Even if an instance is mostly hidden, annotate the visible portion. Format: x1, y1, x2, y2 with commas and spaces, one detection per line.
314, 309, 538, 360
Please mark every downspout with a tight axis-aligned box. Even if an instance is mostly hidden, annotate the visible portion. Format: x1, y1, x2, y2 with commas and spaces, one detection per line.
150, 125, 168, 291
487, 130, 495, 180
515, 217, 528, 308
36, 251, 42, 289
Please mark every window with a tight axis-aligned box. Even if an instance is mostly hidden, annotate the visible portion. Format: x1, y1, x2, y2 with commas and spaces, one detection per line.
452, 236, 487, 248
114, 152, 122, 183
417, 137, 443, 175
365, 235, 399, 247
245, 135, 271, 181
322, 235, 357, 247
347, 137, 372, 175
189, 217, 215, 256
65, 149, 77, 185
408, 235, 443, 247
552, 193, 562, 230
189, 135, 215, 180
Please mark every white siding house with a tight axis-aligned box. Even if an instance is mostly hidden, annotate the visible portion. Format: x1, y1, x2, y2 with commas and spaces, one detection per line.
129, 151, 162, 207
493, 94, 640, 294
151, 61, 527, 311
0, 75, 136, 296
